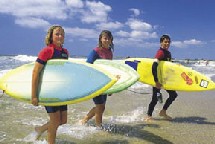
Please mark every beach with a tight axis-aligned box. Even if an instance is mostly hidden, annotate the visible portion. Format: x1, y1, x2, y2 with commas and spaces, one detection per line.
1, 88, 215, 144
0, 55, 215, 144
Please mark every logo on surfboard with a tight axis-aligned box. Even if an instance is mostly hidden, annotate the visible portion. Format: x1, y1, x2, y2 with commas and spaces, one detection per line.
181, 72, 193, 85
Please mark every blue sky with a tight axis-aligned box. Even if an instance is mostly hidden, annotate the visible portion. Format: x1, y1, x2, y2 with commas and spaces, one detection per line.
0, 0, 215, 60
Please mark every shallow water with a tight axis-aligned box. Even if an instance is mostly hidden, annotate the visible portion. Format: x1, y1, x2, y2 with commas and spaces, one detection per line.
0, 89, 150, 144
1, 89, 215, 144
1, 56, 215, 144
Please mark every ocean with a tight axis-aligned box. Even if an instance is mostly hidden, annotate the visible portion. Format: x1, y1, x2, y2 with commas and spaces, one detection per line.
0, 55, 215, 144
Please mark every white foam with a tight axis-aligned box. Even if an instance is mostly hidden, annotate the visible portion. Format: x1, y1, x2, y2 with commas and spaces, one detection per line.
19, 117, 47, 126
0, 70, 10, 78
13, 55, 36, 62
129, 81, 150, 89
57, 124, 98, 139
21, 103, 44, 111
33, 140, 48, 144
108, 107, 145, 123
23, 131, 39, 142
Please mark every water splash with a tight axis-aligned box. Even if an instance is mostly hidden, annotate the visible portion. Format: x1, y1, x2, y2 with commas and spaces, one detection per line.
57, 124, 99, 139
108, 107, 145, 123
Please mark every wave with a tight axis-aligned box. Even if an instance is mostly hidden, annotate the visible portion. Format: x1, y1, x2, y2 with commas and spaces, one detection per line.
13, 55, 37, 62
0, 55, 215, 88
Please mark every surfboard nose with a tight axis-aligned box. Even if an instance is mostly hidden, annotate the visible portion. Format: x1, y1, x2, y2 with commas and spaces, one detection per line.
0, 78, 6, 91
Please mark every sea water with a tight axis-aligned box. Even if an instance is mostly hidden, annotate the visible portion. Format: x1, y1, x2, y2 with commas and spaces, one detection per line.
0, 55, 215, 144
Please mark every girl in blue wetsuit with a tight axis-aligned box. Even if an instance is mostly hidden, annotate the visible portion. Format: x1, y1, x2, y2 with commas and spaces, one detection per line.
145, 34, 178, 122
31, 25, 69, 143
81, 30, 114, 128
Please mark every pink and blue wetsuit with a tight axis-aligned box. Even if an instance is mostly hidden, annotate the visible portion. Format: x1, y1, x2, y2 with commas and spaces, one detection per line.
86, 47, 113, 104
36, 44, 69, 113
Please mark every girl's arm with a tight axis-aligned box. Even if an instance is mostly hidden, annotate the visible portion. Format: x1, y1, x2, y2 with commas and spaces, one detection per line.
86, 50, 99, 64
32, 62, 44, 106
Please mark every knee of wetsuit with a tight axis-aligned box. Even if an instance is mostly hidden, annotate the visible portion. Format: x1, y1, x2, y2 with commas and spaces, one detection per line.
170, 92, 178, 100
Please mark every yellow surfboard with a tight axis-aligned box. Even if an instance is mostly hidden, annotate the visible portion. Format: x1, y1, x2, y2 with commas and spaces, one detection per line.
125, 58, 215, 91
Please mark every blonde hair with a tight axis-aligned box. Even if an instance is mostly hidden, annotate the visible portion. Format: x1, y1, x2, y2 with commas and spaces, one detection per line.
98, 30, 114, 50
45, 25, 64, 46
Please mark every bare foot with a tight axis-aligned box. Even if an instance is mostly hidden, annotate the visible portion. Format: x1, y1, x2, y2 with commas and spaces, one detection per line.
144, 116, 154, 122
159, 110, 172, 120
79, 118, 88, 125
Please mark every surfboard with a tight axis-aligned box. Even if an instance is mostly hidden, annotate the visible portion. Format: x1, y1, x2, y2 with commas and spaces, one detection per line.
94, 60, 139, 94
69, 58, 140, 94
125, 58, 215, 91
0, 59, 117, 106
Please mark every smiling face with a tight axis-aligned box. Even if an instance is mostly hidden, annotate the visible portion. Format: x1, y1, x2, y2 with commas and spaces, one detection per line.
100, 33, 112, 48
52, 27, 65, 47
160, 38, 171, 50
98, 30, 113, 49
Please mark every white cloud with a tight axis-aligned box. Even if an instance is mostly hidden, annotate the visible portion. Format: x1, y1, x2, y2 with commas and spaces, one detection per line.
184, 39, 203, 45
0, 0, 67, 20
65, 27, 98, 39
65, 0, 84, 8
96, 21, 123, 30
0, 0, 167, 50
126, 18, 153, 31
172, 41, 185, 48
130, 31, 157, 39
15, 17, 50, 29
172, 39, 205, 48
116, 30, 130, 37
81, 1, 112, 23
129, 8, 141, 17
114, 37, 157, 49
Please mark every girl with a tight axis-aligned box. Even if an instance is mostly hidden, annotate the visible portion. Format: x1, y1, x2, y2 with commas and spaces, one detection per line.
81, 30, 114, 128
145, 34, 178, 122
31, 25, 69, 143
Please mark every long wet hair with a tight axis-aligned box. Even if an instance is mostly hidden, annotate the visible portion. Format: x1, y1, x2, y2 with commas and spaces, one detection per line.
98, 30, 114, 51
45, 25, 64, 46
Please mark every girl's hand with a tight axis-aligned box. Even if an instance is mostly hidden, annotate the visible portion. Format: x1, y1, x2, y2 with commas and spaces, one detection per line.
155, 82, 162, 89
116, 75, 121, 80
32, 97, 39, 106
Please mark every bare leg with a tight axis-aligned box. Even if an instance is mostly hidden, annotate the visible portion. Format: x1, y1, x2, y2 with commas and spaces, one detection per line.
144, 116, 154, 122
81, 107, 96, 125
95, 104, 105, 127
47, 111, 61, 144
159, 109, 172, 120
81, 104, 105, 127
60, 110, 67, 125
35, 122, 49, 139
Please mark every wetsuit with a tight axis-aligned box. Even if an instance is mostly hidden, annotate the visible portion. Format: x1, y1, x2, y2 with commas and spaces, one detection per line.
147, 48, 178, 116
36, 44, 69, 113
87, 47, 113, 104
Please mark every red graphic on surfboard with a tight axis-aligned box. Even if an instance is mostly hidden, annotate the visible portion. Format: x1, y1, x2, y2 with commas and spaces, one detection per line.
181, 72, 193, 85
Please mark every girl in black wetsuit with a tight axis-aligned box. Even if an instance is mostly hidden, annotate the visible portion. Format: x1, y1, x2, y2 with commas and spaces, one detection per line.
145, 34, 178, 122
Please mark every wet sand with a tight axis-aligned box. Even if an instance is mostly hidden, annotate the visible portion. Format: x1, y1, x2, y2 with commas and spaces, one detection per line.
1, 89, 215, 144
67, 89, 215, 144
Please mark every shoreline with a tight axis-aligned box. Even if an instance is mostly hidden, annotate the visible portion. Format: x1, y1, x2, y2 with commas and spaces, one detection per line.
0, 88, 215, 144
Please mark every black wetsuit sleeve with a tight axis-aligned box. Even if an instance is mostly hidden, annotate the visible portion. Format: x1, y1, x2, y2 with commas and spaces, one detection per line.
152, 62, 158, 82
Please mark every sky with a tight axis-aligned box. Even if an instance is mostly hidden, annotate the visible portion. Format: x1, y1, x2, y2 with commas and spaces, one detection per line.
0, 0, 215, 60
